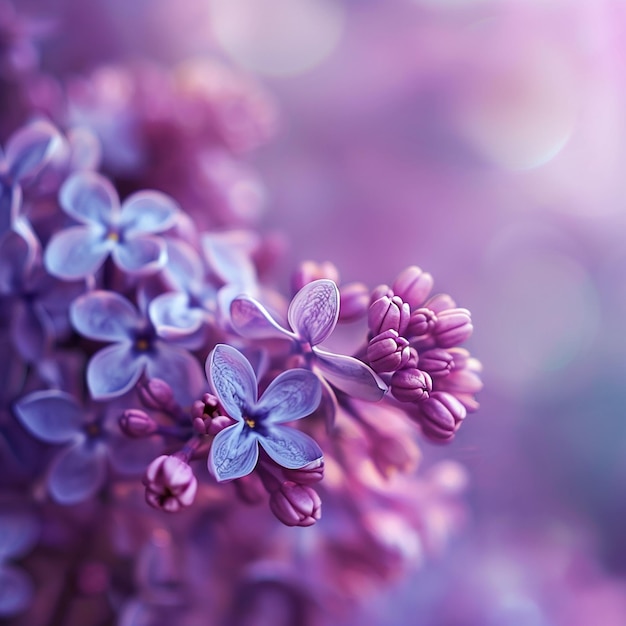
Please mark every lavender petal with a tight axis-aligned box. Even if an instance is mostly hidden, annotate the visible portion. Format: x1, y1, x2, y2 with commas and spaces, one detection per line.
71, 290, 141, 341
119, 191, 179, 236
44, 225, 110, 279
59, 171, 118, 225
209, 422, 259, 482
314, 348, 387, 401
112, 235, 166, 274
48, 440, 108, 504
287, 279, 339, 346
256, 369, 321, 425
259, 426, 323, 470
87, 343, 144, 399
14, 390, 82, 444
230, 295, 295, 340
206, 344, 258, 420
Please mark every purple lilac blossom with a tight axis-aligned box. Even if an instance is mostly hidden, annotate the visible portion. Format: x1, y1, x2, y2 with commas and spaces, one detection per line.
44, 171, 179, 279
206, 343, 323, 482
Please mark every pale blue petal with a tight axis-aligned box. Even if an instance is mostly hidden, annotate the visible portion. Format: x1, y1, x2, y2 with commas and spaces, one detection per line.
0, 565, 33, 617
120, 191, 179, 236
87, 343, 144, 399
145, 343, 205, 407
148, 292, 205, 338
0, 229, 30, 293
11, 301, 53, 362
5, 119, 62, 183
59, 171, 118, 225
162, 239, 205, 292
314, 348, 387, 401
287, 279, 339, 345
48, 441, 108, 504
201, 230, 258, 285
44, 225, 110, 279
112, 235, 166, 274
206, 344, 258, 420
0, 184, 19, 239
256, 369, 321, 425
0, 511, 39, 561
209, 422, 259, 482
70, 290, 140, 341
230, 295, 295, 340
14, 389, 82, 444
259, 426, 323, 470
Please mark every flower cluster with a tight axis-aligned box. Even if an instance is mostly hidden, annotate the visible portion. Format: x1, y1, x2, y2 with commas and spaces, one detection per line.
0, 2, 482, 624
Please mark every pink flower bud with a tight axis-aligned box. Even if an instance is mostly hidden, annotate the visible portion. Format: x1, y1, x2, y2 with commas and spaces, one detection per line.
370, 284, 393, 304
291, 260, 340, 293
390, 368, 432, 403
269, 482, 321, 527
433, 308, 473, 348
424, 293, 457, 314
143, 455, 198, 513
206, 414, 233, 436
367, 329, 411, 373
338, 282, 370, 322
119, 409, 158, 438
417, 392, 467, 441
137, 378, 175, 411
406, 307, 437, 337
418, 348, 454, 378
392, 266, 433, 309
282, 458, 324, 485
368, 295, 410, 336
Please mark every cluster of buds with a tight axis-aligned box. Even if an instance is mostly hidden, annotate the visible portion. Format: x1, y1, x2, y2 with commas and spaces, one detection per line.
365, 266, 481, 441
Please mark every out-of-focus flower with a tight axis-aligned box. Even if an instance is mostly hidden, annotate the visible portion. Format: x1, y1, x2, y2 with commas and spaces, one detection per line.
206, 343, 323, 482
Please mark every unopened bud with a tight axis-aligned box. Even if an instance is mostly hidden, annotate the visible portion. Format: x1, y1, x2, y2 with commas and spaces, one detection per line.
390, 368, 432, 403
418, 348, 454, 378
282, 458, 324, 485
417, 392, 467, 441
269, 482, 321, 527
338, 282, 370, 322
138, 378, 176, 411
406, 307, 437, 337
433, 308, 473, 348
143, 455, 198, 513
367, 330, 411, 373
119, 409, 158, 438
368, 295, 410, 336
392, 266, 433, 309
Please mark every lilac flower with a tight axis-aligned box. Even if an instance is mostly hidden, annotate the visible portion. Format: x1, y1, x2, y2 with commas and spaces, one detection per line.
13, 389, 144, 504
0, 118, 62, 239
70, 290, 204, 405
44, 171, 179, 279
206, 344, 323, 482
230, 279, 386, 401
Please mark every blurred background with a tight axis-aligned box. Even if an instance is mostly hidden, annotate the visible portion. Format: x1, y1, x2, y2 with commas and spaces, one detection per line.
13, 0, 626, 623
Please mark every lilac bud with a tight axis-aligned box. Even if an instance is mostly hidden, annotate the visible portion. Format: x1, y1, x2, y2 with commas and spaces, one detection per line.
418, 348, 454, 378
206, 414, 234, 436
417, 392, 467, 441
291, 260, 340, 293
433, 308, 473, 348
269, 481, 321, 527
390, 368, 432, 403
119, 409, 158, 438
338, 282, 370, 322
143, 455, 198, 513
367, 329, 411, 373
282, 458, 324, 485
424, 293, 457, 314
406, 307, 437, 337
138, 378, 176, 411
392, 266, 433, 309
370, 284, 393, 304
368, 295, 410, 336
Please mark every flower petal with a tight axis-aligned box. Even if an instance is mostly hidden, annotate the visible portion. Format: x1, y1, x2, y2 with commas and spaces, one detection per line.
206, 344, 258, 420
14, 390, 82, 444
112, 235, 166, 274
314, 348, 387, 401
11, 301, 53, 362
256, 369, 321, 425
87, 343, 144, 399
0, 184, 19, 238
5, 119, 62, 183
149, 292, 205, 338
59, 171, 118, 225
259, 426, 323, 470
71, 290, 140, 341
162, 239, 205, 292
288, 279, 339, 345
230, 295, 295, 340
48, 441, 108, 504
0, 510, 39, 561
44, 225, 110, 279
0, 565, 33, 617
145, 343, 205, 407
209, 422, 259, 482
119, 191, 179, 236
201, 230, 258, 285
0, 229, 30, 294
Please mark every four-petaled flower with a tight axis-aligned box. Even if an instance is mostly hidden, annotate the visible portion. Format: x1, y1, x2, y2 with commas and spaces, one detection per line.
45, 171, 179, 279
206, 344, 323, 482
230, 279, 386, 402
